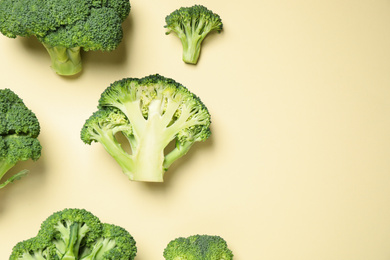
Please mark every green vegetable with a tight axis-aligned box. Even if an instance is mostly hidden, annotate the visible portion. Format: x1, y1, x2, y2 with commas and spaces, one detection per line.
0, 0, 131, 76
163, 234, 233, 260
9, 208, 137, 260
164, 5, 223, 64
81, 74, 211, 182
0, 89, 42, 189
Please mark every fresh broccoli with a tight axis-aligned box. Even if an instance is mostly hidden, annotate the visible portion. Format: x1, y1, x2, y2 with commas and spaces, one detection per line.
163, 234, 234, 260
0, 88, 42, 189
81, 74, 211, 182
0, 0, 131, 76
9, 208, 137, 259
164, 5, 223, 64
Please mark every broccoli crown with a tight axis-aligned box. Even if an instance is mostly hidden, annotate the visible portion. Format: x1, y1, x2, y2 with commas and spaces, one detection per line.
0, 135, 41, 165
165, 5, 223, 34
164, 5, 223, 64
81, 74, 211, 182
0, 0, 130, 50
9, 208, 137, 260
0, 89, 42, 189
0, 88, 40, 138
163, 234, 234, 260
0, 88, 41, 164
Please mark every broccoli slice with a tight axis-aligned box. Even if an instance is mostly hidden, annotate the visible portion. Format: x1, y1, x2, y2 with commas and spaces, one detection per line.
164, 5, 223, 64
81, 74, 211, 182
163, 234, 234, 260
9, 208, 137, 260
0, 88, 42, 189
0, 0, 131, 76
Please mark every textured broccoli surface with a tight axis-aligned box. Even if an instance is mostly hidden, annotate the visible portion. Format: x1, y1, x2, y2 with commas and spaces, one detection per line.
0, 88, 42, 189
163, 234, 234, 260
165, 5, 223, 64
81, 74, 211, 182
9, 208, 137, 260
0, 0, 131, 76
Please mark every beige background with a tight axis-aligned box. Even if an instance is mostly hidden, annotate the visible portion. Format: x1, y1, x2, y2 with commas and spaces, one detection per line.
1, 0, 390, 259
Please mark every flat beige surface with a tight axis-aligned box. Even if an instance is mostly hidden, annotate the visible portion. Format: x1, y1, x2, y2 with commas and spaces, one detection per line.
1, 0, 390, 259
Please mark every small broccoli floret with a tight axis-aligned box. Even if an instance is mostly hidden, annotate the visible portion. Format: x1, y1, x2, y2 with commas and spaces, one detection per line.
164, 5, 223, 64
8, 236, 57, 260
0, 0, 131, 76
81, 74, 211, 182
81, 223, 138, 260
0, 88, 42, 189
163, 234, 234, 260
9, 208, 137, 260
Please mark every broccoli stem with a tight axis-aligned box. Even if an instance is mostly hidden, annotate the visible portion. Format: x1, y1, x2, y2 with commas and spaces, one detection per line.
80, 244, 102, 260
131, 132, 166, 182
0, 159, 15, 183
128, 99, 176, 182
43, 44, 82, 76
80, 238, 116, 260
61, 223, 80, 260
181, 36, 202, 64
163, 141, 193, 169
97, 130, 166, 182
0, 160, 28, 189
94, 129, 135, 179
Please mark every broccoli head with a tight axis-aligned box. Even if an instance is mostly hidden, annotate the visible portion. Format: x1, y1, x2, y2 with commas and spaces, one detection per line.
0, 0, 131, 76
0, 88, 42, 189
9, 208, 137, 260
164, 5, 223, 64
81, 74, 211, 182
163, 234, 234, 260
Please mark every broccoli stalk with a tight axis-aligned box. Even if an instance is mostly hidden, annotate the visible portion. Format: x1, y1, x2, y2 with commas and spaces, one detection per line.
0, 0, 131, 76
0, 167, 28, 189
81, 74, 211, 182
57, 221, 90, 260
43, 44, 82, 76
81, 233, 117, 260
165, 5, 223, 64
92, 100, 198, 181
0, 159, 22, 189
0, 89, 42, 189
9, 208, 137, 260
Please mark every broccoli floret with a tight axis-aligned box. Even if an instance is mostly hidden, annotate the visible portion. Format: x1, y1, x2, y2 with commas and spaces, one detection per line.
0, 0, 131, 76
80, 74, 211, 182
0, 88, 42, 189
163, 234, 234, 260
164, 5, 223, 64
9, 208, 137, 260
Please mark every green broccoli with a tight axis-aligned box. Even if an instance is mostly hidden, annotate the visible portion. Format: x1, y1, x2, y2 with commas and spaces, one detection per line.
164, 5, 223, 64
0, 0, 131, 76
9, 208, 137, 260
80, 74, 211, 182
0, 88, 42, 189
163, 234, 234, 260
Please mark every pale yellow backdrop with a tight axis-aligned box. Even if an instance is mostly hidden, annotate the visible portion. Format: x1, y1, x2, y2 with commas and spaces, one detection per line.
1, 0, 390, 259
